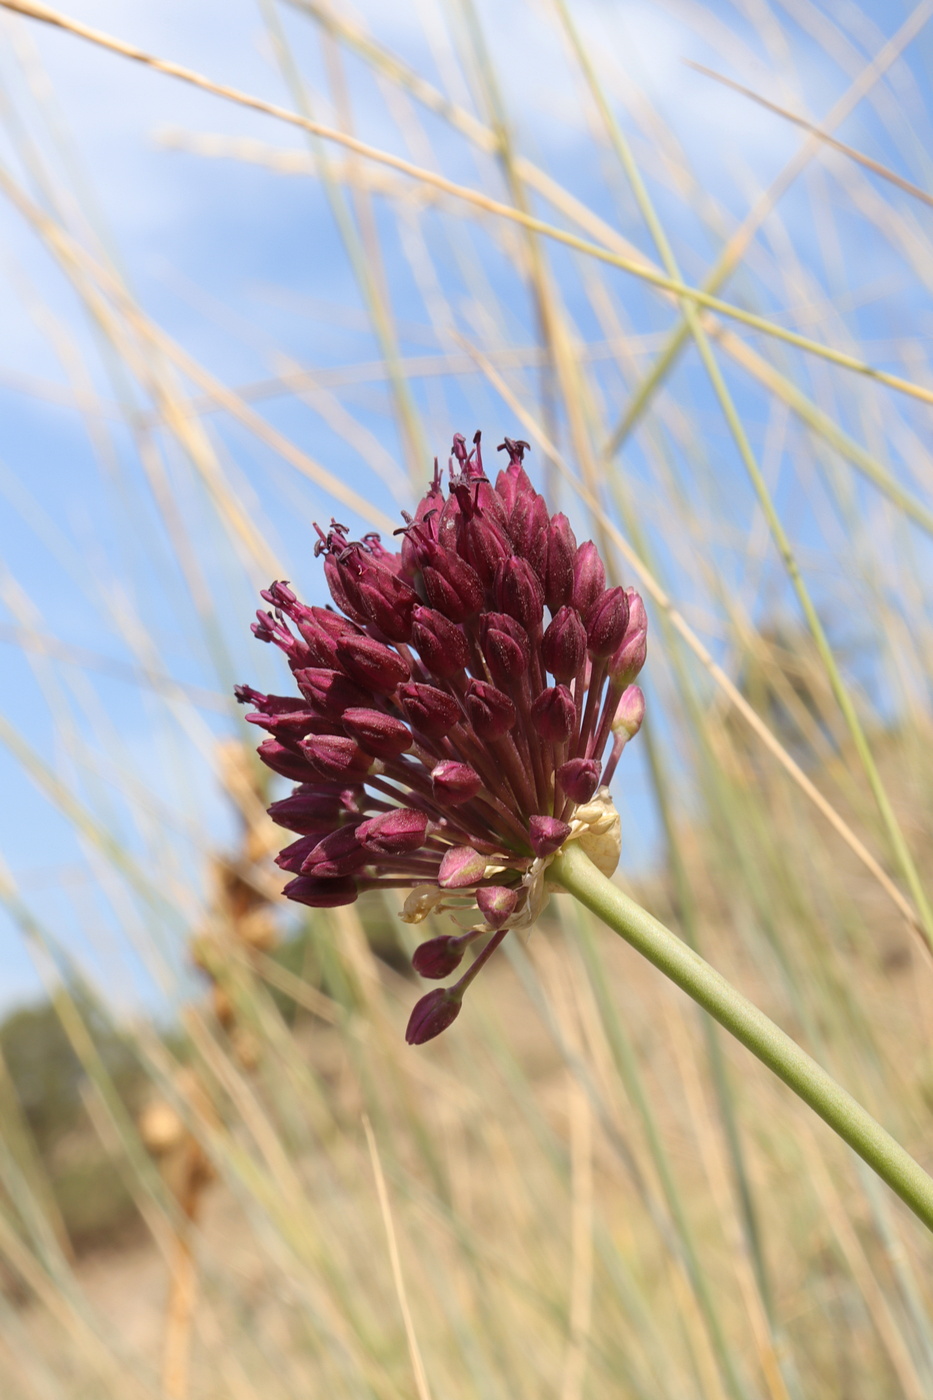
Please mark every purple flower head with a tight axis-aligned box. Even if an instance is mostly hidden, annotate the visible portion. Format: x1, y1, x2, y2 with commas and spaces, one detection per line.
240, 431, 646, 1043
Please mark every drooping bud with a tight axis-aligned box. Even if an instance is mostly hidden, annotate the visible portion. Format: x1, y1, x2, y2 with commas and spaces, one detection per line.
585, 587, 630, 659
294, 668, 370, 717
299, 734, 373, 779
531, 685, 576, 743
257, 738, 315, 783
572, 541, 606, 615
341, 707, 412, 759
412, 936, 464, 979
494, 556, 545, 631
267, 790, 346, 835
397, 682, 462, 738
528, 816, 573, 858
556, 758, 601, 804
438, 845, 487, 888
542, 606, 587, 681
336, 636, 410, 693
431, 761, 482, 804
543, 513, 576, 611
300, 826, 369, 877
282, 874, 358, 907
411, 606, 470, 678
357, 807, 429, 855
405, 987, 462, 1044
476, 885, 519, 929
465, 679, 516, 739
611, 684, 645, 740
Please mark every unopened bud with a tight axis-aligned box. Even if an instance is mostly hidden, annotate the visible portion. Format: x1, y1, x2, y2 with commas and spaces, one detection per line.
299, 734, 373, 779
300, 826, 368, 877
495, 556, 545, 631
572, 541, 606, 615
438, 846, 487, 888
341, 707, 412, 759
397, 682, 462, 737
543, 513, 577, 611
531, 685, 576, 743
257, 738, 314, 783
465, 679, 516, 739
336, 636, 410, 693
557, 758, 601, 804
585, 587, 630, 659
431, 761, 482, 804
528, 816, 572, 858
612, 684, 645, 739
542, 606, 587, 681
357, 807, 429, 855
405, 987, 462, 1044
411, 607, 470, 678
283, 874, 358, 907
476, 885, 519, 928
412, 936, 464, 979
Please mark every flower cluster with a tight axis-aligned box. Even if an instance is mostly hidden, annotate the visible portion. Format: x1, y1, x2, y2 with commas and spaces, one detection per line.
238, 433, 646, 1042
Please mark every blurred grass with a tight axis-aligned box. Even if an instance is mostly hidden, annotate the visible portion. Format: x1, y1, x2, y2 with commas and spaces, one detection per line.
1, 0, 933, 1397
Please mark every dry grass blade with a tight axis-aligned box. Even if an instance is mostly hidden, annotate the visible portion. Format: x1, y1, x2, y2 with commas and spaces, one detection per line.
6, 0, 933, 412
686, 61, 933, 214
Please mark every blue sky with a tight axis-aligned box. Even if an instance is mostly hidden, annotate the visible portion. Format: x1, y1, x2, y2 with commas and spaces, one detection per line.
2, 0, 932, 1014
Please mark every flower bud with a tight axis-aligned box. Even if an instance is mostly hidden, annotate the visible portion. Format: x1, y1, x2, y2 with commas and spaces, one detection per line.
275, 833, 321, 873
611, 684, 645, 740
585, 587, 630, 659
528, 816, 572, 858
341, 707, 412, 759
543, 513, 577, 611
509, 488, 548, 574
494, 442, 533, 513
431, 761, 482, 804
476, 885, 519, 929
322, 551, 369, 624
480, 613, 530, 689
357, 572, 418, 642
438, 845, 487, 888
257, 738, 315, 783
412, 936, 464, 979
244, 700, 323, 741
299, 734, 373, 779
608, 626, 647, 688
300, 826, 368, 877
465, 679, 516, 739
531, 685, 576, 743
420, 542, 484, 622
454, 505, 511, 585
411, 606, 470, 678
294, 668, 369, 717
494, 556, 545, 631
542, 606, 587, 681
336, 636, 410, 693
405, 987, 462, 1044
556, 758, 601, 804
357, 807, 429, 855
267, 790, 346, 835
572, 541, 606, 615
283, 874, 358, 907
397, 683, 462, 738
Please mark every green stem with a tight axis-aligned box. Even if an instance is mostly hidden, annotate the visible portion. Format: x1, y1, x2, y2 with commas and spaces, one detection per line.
551, 841, 933, 1235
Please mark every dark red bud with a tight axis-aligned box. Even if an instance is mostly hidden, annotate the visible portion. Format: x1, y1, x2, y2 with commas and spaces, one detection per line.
357, 573, 418, 642
283, 874, 358, 907
480, 613, 530, 689
509, 489, 548, 576
438, 845, 487, 888
543, 513, 577, 611
323, 553, 369, 625
528, 816, 572, 858
608, 626, 647, 688
556, 758, 601, 804
245, 703, 323, 740
412, 936, 464, 979
294, 667, 369, 717
465, 679, 516, 739
276, 833, 322, 873
494, 556, 545, 631
357, 807, 429, 855
397, 682, 462, 738
421, 543, 484, 622
455, 511, 511, 586
405, 987, 462, 1044
341, 707, 412, 759
585, 587, 630, 659
268, 790, 346, 835
431, 761, 482, 804
530, 685, 576, 743
542, 606, 588, 681
257, 738, 315, 783
336, 636, 410, 693
572, 541, 606, 615
299, 734, 373, 779
300, 826, 369, 877
411, 607, 470, 678
476, 885, 519, 929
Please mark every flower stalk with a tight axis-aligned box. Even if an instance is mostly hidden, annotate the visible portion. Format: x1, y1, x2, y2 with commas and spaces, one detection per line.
550, 839, 933, 1235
